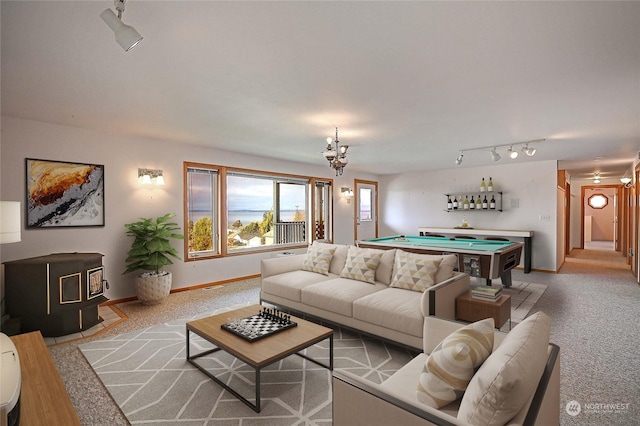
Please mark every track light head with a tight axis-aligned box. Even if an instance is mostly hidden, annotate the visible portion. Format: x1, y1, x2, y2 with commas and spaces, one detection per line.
490, 148, 501, 162
101, 0, 143, 52
455, 151, 464, 165
507, 146, 519, 159
522, 144, 536, 156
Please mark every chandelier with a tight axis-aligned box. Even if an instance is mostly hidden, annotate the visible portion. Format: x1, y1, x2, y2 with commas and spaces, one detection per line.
322, 127, 349, 176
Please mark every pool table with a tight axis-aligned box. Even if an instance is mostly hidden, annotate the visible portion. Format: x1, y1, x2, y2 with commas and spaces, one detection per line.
357, 235, 523, 287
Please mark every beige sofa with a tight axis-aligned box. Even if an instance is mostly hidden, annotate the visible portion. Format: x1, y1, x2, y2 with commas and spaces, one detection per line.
333, 314, 560, 426
260, 242, 470, 349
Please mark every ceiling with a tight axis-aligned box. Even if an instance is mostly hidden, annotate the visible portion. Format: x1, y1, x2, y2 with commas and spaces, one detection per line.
2, 1, 639, 180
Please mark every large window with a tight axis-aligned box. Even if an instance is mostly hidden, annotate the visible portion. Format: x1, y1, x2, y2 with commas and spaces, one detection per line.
186, 165, 218, 259
185, 162, 332, 260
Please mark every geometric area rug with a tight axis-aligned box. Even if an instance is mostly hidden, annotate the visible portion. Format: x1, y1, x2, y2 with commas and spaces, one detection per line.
79, 302, 417, 425
79, 283, 546, 426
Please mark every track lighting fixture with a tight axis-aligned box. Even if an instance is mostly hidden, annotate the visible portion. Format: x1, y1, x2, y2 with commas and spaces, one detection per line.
101, 0, 143, 52
490, 147, 501, 162
455, 139, 545, 165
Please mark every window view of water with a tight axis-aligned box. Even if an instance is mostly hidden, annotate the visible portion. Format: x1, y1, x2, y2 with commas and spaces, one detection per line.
188, 210, 301, 227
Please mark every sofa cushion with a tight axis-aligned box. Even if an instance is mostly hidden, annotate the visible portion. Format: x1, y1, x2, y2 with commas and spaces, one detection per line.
375, 249, 396, 285
302, 245, 336, 275
390, 250, 441, 292
262, 270, 332, 302
313, 241, 349, 275
416, 318, 494, 408
353, 287, 425, 337
340, 246, 384, 284
302, 278, 385, 317
396, 251, 457, 284
458, 312, 551, 426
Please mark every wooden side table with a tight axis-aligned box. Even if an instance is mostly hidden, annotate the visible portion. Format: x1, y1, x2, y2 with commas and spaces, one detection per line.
456, 291, 511, 329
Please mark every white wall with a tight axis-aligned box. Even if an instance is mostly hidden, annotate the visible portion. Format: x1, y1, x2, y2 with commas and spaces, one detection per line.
377, 160, 559, 271
0, 116, 375, 300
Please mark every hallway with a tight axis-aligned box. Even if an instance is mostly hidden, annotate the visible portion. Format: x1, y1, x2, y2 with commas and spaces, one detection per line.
565, 240, 630, 270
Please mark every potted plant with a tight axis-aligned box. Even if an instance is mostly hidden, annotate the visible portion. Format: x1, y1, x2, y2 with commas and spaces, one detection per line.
124, 213, 184, 305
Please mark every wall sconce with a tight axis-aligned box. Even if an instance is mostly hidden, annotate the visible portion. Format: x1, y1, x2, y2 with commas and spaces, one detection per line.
138, 168, 165, 185
620, 177, 634, 188
0, 201, 22, 244
341, 187, 354, 204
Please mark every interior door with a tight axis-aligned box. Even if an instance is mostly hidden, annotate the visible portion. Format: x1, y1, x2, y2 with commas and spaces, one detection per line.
355, 180, 378, 242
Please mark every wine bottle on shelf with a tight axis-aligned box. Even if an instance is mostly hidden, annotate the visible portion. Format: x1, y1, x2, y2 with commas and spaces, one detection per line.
463, 196, 470, 210
490, 195, 496, 210
452, 196, 458, 210
482, 195, 488, 210
488, 177, 494, 192
480, 177, 486, 192
469, 196, 475, 210
447, 196, 453, 210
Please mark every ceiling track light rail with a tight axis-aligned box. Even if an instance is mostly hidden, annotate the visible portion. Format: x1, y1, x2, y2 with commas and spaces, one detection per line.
455, 139, 545, 165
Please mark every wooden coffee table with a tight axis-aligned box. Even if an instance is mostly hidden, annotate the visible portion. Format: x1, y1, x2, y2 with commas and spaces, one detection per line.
186, 304, 333, 412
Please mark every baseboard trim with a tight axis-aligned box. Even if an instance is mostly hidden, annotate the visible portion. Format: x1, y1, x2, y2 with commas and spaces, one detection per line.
101, 274, 260, 306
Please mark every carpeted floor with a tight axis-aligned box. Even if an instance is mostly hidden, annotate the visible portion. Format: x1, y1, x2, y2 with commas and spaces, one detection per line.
48, 259, 640, 426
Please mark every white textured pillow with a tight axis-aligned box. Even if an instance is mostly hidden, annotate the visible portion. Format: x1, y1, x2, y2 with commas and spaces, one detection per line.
416, 318, 495, 408
458, 312, 551, 426
301, 246, 336, 275
390, 250, 442, 292
339, 246, 383, 284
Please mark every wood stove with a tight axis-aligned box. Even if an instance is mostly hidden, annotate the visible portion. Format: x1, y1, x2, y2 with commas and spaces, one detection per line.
4, 253, 108, 337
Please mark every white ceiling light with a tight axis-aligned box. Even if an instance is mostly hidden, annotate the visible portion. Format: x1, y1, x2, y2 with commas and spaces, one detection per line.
455, 151, 464, 165
101, 0, 143, 52
522, 144, 537, 156
507, 146, 519, 159
593, 173, 601, 184
490, 147, 501, 162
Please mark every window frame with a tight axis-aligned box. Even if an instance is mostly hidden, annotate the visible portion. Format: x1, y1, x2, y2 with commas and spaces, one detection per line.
588, 193, 609, 209
184, 162, 333, 261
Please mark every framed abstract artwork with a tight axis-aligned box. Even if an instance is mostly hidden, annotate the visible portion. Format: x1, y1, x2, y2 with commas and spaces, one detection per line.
26, 158, 105, 228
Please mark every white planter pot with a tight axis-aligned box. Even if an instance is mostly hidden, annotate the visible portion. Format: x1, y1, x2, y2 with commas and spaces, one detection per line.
134, 272, 172, 305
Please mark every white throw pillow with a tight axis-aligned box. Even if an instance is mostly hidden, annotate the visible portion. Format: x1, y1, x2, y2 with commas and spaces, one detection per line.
301, 246, 336, 275
390, 250, 442, 292
416, 318, 495, 408
458, 312, 551, 426
339, 246, 383, 284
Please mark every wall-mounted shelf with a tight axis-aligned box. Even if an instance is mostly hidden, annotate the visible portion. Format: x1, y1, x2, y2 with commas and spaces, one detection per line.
445, 192, 502, 212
